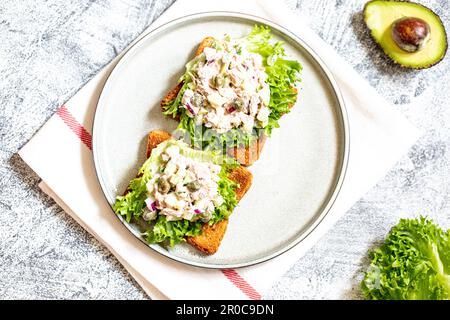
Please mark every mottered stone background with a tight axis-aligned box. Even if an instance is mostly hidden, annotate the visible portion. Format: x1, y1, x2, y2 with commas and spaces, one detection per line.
0, 0, 449, 299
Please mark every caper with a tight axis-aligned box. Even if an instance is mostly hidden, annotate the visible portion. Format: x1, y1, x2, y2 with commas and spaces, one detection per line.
211, 75, 228, 88
209, 77, 215, 88
215, 75, 225, 87
175, 191, 189, 199
186, 180, 201, 192
191, 93, 204, 107
157, 177, 170, 194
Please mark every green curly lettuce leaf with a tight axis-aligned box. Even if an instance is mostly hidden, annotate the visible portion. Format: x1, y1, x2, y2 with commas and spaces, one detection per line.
113, 139, 239, 247
361, 216, 450, 300
145, 216, 203, 247
161, 25, 302, 150
162, 82, 189, 119
244, 25, 302, 135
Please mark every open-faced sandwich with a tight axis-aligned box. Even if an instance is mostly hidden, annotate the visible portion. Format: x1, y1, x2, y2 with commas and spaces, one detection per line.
113, 130, 252, 254
161, 26, 302, 166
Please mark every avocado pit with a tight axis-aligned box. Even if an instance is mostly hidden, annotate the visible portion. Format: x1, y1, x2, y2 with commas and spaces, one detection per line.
392, 17, 430, 53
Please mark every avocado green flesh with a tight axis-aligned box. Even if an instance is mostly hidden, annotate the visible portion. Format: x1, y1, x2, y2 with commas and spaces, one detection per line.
364, 0, 447, 68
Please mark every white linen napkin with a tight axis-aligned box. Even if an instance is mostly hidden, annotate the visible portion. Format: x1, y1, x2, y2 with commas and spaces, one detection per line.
19, 0, 421, 300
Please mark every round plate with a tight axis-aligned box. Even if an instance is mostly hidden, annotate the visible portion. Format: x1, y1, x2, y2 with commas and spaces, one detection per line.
93, 12, 349, 269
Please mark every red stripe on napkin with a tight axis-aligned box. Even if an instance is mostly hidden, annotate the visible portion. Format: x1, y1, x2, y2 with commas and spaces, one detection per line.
56, 105, 261, 299
222, 269, 261, 300
56, 106, 92, 150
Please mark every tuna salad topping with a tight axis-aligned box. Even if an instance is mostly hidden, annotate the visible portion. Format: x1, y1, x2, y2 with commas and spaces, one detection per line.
143, 144, 224, 222
181, 38, 271, 133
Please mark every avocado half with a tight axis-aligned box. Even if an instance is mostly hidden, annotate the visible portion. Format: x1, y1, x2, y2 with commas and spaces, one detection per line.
364, 0, 447, 69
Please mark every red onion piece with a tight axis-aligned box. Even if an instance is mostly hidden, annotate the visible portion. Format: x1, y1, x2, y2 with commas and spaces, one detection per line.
194, 209, 202, 214
145, 198, 157, 211
186, 102, 196, 115
228, 106, 236, 113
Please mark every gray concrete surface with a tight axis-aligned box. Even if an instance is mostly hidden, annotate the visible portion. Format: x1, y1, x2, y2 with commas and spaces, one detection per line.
1, 0, 449, 299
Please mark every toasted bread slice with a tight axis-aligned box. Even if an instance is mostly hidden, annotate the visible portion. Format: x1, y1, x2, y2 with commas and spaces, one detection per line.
227, 134, 267, 167
225, 165, 253, 202
146, 130, 252, 254
160, 37, 297, 166
185, 165, 252, 254
187, 220, 229, 255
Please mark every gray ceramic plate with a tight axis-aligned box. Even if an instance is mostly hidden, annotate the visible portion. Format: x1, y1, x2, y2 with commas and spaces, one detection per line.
93, 12, 349, 269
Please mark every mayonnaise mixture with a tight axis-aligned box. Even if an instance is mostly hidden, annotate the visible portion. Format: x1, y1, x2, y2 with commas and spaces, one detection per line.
181, 38, 271, 134
143, 144, 223, 222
